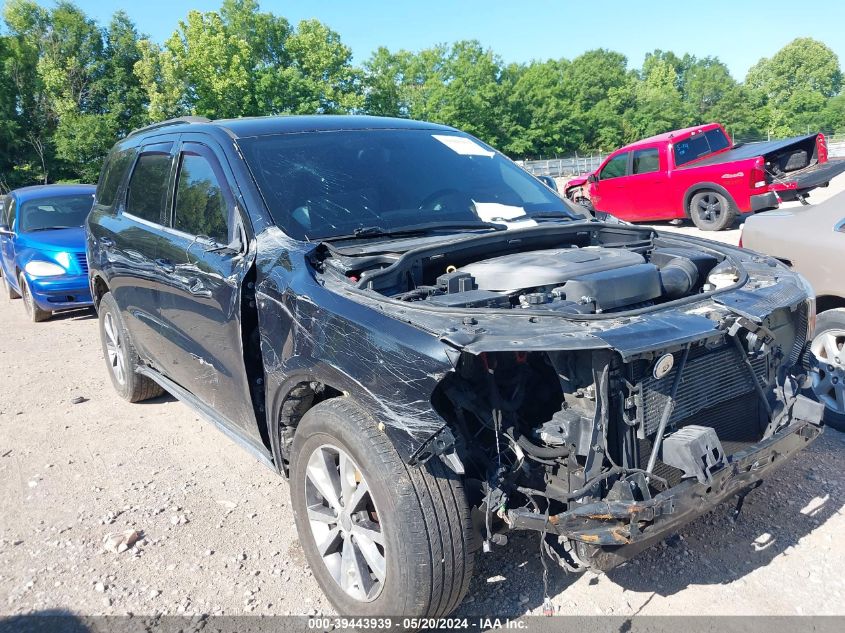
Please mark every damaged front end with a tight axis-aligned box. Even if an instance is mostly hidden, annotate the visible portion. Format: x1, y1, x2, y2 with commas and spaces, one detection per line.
435, 332, 823, 572
308, 222, 824, 572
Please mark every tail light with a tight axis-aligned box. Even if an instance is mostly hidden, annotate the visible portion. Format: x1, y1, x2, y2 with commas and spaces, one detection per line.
751, 158, 766, 189
738, 231, 743, 248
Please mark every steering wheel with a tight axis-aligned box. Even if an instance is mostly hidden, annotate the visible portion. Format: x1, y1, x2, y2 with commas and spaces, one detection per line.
417, 188, 467, 211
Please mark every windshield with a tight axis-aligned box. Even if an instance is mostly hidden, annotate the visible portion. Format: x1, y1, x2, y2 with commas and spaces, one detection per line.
238, 129, 580, 241
673, 128, 731, 167
19, 194, 94, 232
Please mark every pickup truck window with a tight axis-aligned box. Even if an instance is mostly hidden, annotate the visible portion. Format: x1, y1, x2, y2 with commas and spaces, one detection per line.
127, 149, 173, 224
633, 148, 659, 174
173, 153, 229, 244
599, 152, 628, 180
673, 128, 730, 167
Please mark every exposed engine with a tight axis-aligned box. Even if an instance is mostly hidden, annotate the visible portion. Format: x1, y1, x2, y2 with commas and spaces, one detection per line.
396, 245, 720, 314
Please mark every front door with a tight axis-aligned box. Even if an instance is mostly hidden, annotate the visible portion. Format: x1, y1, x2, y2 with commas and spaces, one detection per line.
590, 151, 630, 215
155, 140, 257, 436
618, 146, 670, 220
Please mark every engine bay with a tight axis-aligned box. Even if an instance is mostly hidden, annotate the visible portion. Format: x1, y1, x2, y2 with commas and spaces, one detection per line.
316, 224, 740, 316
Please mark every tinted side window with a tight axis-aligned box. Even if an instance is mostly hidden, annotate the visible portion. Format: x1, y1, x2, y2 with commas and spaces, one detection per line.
705, 128, 730, 152
7, 198, 16, 228
633, 148, 660, 174
126, 151, 172, 223
599, 152, 628, 180
173, 153, 229, 244
97, 148, 137, 207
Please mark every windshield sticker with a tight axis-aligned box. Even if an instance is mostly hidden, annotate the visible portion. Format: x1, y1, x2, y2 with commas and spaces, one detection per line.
474, 202, 538, 228
432, 134, 495, 157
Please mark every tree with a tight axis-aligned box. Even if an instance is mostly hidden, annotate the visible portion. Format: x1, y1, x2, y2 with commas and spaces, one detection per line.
747, 38, 842, 136
625, 57, 686, 139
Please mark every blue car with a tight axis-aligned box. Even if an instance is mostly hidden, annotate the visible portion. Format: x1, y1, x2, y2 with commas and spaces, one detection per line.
0, 184, 95, 321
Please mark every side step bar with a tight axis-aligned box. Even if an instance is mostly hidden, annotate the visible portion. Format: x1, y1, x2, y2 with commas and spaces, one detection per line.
136, 365, 276, 471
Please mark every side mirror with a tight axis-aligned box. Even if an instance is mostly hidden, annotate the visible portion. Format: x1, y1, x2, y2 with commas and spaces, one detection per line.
587, 173, 598, 184
536, 175, 559, 192
0, 224, 12, 237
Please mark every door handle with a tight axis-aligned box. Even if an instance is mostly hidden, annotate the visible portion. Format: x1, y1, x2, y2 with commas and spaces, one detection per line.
155, 258, 175, 273
99, 237, 115, 248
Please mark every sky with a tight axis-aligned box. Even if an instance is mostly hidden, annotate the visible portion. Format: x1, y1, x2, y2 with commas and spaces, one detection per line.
32, 0, 845, 80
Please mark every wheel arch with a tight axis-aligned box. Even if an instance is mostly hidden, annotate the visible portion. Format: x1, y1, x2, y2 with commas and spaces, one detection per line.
266, 363, 449, 477
90, 273, 110, 309
682, 182, 737, 218
816, 296, 845, 315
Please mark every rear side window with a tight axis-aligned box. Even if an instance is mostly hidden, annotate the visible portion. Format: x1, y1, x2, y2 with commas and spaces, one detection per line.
126, 147, 172, 224
173, 152, 230, 244
674, 128, 730, 166
599, 152, 628, 180
97, 148, 136, 207
633, 148, 660, 174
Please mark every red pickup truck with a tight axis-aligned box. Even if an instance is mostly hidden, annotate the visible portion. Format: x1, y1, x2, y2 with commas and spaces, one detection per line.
564, 122, 845, 230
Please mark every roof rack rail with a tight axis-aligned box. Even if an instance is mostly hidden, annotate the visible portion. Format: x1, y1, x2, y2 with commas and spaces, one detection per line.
128, 116, 212, 138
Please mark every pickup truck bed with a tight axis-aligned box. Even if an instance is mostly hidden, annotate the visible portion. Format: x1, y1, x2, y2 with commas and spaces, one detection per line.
684, 134, 819, 168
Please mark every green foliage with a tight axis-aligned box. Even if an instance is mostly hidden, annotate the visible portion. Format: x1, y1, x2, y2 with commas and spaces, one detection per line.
0, 2, 842, 191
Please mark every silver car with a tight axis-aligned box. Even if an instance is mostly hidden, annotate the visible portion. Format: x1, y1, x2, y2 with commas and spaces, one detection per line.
741, 190, 845, 431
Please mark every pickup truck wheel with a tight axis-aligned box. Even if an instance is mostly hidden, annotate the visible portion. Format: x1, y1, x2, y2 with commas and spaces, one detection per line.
97, 292, 164, 402
3, 273, 20, 300
290, 398, 476, 617
19, 274, 51, 322
689, 190, 736, 231
808, 309, 845, 432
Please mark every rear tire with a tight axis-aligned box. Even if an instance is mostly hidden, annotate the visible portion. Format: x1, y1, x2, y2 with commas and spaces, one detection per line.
808, 309, 845, 432
688, 190, 737, 231
97, 291, 164, 402
290, 398, 476, 617
19, 274, 50, 322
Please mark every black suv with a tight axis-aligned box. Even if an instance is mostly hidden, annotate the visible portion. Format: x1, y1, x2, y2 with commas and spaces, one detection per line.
87, 115, 823, 617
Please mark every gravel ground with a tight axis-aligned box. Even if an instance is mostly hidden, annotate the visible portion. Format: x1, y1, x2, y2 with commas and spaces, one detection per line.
1, 179, 844, 619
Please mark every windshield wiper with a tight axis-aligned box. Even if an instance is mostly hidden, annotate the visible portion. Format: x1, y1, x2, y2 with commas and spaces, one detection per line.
26, 225, 79, 232
322, 220, 507, 242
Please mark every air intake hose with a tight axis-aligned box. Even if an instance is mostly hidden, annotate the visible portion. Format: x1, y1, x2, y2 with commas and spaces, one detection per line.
658, 257, 699, 299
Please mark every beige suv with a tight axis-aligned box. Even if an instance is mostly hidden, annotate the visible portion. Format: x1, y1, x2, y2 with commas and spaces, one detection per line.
741, 190, 845, 431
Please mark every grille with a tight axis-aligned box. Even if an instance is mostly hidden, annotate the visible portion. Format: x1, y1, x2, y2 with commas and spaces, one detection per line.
75, 252, 89, 275
638, 392, 764, 486
641, 345, 767, 436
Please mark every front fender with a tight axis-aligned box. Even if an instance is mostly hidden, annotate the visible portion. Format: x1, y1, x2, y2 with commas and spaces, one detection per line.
256, 255, 454, 465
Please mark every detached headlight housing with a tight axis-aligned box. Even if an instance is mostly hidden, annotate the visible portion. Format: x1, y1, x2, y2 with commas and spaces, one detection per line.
25, 260, 66, 277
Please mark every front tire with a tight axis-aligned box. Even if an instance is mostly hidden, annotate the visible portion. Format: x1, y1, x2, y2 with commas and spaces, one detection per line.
19, 274, 50, 322
97, 292, 163, 402
688, 190, 737, 231
3, 272, 20, 300
808, 309, 845, 432
290, 398, 476, 617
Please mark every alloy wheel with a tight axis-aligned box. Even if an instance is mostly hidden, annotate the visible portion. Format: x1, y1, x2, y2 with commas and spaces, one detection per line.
304, 444, 386, 602
810, 329, 845, 414
696, 193, 723, 224
103, 311, 126, 385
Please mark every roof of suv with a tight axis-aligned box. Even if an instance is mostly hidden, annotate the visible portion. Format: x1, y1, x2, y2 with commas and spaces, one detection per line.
131, 114, 456, 140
